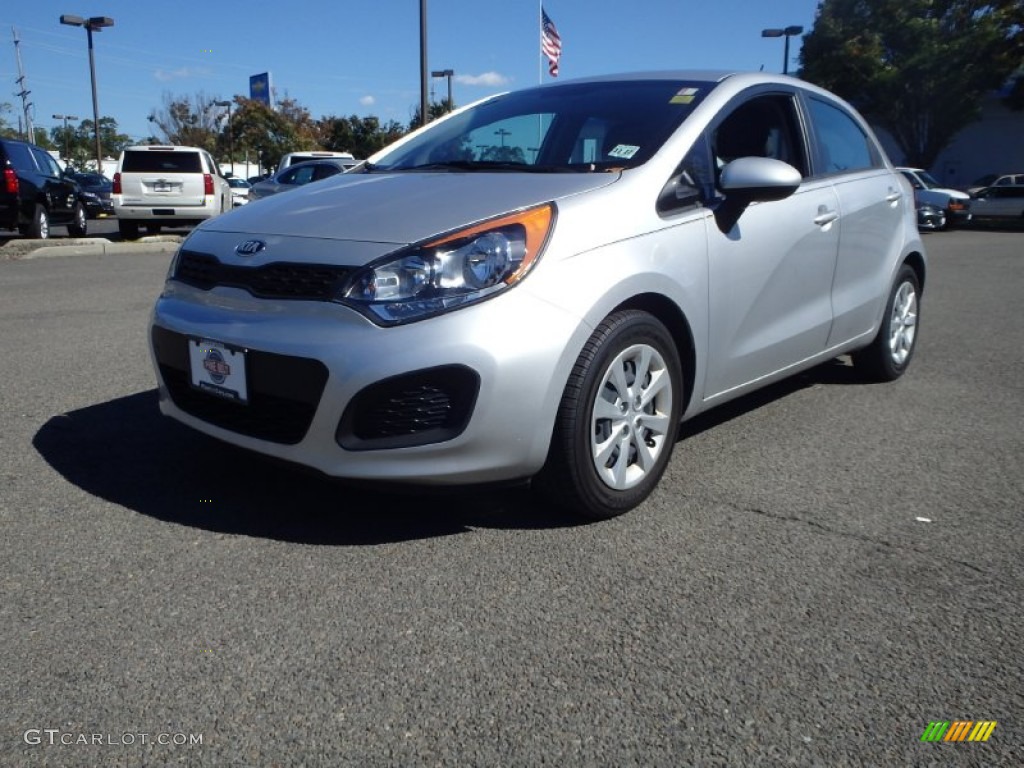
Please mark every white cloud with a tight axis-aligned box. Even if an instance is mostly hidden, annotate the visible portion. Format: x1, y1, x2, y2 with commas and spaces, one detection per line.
455, 71, 510, 87
153, 67, 212, 83
359, 95, 376, 107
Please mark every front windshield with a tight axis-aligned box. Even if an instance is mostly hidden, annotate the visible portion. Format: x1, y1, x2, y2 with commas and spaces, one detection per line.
373, 79, 711, 173
918, 171, 941, 188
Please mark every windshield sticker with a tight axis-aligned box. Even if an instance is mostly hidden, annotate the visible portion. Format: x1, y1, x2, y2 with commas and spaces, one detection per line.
607, 144, 640, 160
670, 87, 700, 105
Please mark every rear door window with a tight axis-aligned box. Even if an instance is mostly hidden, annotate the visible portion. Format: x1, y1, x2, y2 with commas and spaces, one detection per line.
121, 151, 203, 173
313, 164, 342, 181
31, 148, 62, 178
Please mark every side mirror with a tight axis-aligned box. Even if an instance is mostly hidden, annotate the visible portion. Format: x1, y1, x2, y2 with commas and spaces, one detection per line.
714, 157, 801, 233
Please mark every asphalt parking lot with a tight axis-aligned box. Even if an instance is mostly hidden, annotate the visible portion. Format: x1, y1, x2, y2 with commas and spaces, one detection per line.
1, 230, 1021, 766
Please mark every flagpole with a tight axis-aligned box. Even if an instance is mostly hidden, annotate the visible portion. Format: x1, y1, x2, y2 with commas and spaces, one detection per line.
538, 1, 543, 85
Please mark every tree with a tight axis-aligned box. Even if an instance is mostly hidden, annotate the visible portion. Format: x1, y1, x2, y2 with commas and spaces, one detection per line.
800, 0, 1024, 168
317, 115, 406, 158
147, 92, 228, 152
224, 98, 305, 172
50, 116, 130, 168
408, 101, 453, 132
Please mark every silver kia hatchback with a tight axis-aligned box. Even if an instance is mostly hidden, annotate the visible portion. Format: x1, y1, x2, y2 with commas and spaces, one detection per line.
149, 71, 925, 519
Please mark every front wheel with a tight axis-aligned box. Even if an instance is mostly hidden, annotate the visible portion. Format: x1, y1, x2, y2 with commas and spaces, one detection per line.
534, 310, 683, 519
852, 264, 921, 381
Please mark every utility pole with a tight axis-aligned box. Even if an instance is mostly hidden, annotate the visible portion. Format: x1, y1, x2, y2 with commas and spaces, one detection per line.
12, 27, 35, 142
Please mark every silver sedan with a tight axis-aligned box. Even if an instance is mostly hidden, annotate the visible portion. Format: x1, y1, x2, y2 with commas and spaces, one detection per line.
247, 159, 351, 201
149, 70, 925, 519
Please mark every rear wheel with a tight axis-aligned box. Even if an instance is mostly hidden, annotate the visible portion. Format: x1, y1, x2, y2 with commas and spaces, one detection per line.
118, 220, 140, 240
19, 204, 50, 239
852, 264, 921, 381
68, 203, 87, 237
535, 310, 683, 519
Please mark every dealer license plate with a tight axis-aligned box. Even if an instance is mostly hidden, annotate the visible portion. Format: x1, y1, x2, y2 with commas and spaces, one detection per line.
188, 338, 248, 403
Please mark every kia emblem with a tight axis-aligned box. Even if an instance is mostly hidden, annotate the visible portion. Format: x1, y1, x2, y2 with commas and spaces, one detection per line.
235, 240, 266, 256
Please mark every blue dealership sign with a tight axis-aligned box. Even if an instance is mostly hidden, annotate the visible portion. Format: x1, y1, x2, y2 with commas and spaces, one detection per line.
249, 72, 273, 107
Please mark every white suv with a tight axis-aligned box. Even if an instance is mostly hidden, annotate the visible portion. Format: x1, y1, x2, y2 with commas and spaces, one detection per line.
277, 151, 357, 172
897, 167, 970, 229
113, 145, 231, 239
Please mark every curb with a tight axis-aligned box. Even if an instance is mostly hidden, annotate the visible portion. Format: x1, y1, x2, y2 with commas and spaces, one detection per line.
0, 236, 182, 262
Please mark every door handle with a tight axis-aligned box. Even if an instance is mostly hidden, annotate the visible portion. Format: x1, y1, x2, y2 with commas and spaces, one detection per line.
814, 206, 839, 226
885, 190, 901, 204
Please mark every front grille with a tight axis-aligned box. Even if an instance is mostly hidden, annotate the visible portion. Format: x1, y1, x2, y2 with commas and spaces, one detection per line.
337, 366, 479, 450
174, 250, 350, 300
152, 327, 329, 445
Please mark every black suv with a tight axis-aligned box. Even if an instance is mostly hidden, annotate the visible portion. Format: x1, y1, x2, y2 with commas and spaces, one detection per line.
0, 137, 88, 239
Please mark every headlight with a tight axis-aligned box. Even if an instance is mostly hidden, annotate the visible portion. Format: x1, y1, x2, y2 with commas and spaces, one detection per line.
338, 203, 554, 325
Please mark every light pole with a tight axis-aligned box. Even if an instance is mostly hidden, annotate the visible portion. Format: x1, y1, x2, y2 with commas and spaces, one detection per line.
419, 0, 428, 127
60, 14, 114, 172
52, 113, 79, 164
214, 100, 234, 176
761, 25, 803, 75
431, 69, 454, 111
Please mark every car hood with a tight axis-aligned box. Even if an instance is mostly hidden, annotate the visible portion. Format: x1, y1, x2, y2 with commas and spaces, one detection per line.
919, 186, 970, 201
201, 171, 620, 245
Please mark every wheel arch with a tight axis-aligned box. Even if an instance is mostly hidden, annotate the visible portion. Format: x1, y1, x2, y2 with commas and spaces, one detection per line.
608, 292, 697, 415
902, 249, 926, 293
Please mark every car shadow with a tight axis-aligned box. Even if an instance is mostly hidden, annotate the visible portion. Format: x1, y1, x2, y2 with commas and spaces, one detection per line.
678, 357, 859, 441
33, 358, 862, 545
32, 390, 583, 545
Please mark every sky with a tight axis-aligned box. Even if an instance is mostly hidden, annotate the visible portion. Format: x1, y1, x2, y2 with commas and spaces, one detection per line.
2, 1, 821, 144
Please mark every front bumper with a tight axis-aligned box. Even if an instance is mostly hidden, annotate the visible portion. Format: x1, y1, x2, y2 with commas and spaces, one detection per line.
149, 281, 587, 485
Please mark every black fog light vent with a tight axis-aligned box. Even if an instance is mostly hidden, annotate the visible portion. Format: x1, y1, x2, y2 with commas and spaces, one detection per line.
337, 365, 480, 450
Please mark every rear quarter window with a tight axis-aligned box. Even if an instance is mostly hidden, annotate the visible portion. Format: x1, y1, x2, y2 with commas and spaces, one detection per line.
807, 97, 879, 175
3, 142, 37, 172
121, 151, 203, 173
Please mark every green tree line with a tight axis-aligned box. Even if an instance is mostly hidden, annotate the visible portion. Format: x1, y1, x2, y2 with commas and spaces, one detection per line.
1, 94, 449, 174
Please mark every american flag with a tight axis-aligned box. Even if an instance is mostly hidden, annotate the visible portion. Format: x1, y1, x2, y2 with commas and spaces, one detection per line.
541, 8, 562, 77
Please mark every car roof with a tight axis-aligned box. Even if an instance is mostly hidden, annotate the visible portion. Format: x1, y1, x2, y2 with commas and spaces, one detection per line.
283, 159, 351, 169
123, 145, 207, 152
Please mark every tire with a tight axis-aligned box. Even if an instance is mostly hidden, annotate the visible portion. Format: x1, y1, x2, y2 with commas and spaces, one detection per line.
20, 204, 50, 239
535, 310, 683, 519
852, 264, 921, 382
118, 220, 140, 240
67, 203, 87, 237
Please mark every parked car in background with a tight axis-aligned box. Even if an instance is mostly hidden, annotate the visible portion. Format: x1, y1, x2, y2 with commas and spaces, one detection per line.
966, 172, 1024, 196
68, 171, 114, 218
967, 185, 1024, 224
227, 177, 251, 206
277, 151, 357, 172
247, 159, 351, 201
916, 200, 945, 231
150, 70, 927, 520
0, 137, 88, 239
113, 145, 231, 239
897, 167, 970, 228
